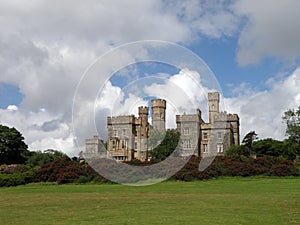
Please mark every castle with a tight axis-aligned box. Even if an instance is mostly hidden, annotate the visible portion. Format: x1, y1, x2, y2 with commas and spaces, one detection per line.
85, 92, 240, 161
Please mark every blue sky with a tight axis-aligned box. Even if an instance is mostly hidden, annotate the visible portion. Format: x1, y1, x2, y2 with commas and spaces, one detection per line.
0, 0, 300, 155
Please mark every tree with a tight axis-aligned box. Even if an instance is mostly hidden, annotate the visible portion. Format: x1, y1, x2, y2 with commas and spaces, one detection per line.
26, 149, 68, 167
242, 131, 258, 157
225, 145, 247, 157
0, 125, 28, 164
282, 139, 300, 160
282, 106, 300, 142
252, 138, 284, 157
149, 129, 180, 160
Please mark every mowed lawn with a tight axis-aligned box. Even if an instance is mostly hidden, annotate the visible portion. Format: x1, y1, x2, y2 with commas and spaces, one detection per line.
0, 177, 299, 225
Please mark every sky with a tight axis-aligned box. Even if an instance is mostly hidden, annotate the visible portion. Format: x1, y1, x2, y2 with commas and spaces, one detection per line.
0, 0, 300, 156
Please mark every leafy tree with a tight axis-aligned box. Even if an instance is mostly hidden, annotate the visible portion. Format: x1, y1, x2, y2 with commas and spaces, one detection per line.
252, 138, 284, 157
0, 125, 28, 164
26, 149, 68, 167
149, 129, 180, 160
225, 131, 258, 157
282, 106, 300, 142
225, 145, 247, 156
282, 139, 300, 160
242, 131, 258, 157
147, 129, 165, 150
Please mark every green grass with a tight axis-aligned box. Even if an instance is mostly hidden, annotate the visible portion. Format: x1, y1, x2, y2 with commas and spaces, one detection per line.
0, 177, 299, 225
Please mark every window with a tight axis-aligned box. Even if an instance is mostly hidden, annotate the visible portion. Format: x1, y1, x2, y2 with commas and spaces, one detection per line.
217, 132, 222, 139
134, 142, 137, 150
121, 140, 125, 149
113, 130, 117, 136
217, 144, 223, 153
203, 132, 208, 139
184, 139, 191, 148
203, 144, 208, 153
112, 140, 115, 149
183, 128, 189, 135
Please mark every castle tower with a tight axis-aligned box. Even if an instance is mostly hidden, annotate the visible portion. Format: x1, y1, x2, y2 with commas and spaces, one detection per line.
138, 106, 149, 160
227, 114, 240, 145
138, 106, 149, 133
208, 92, 220, 124
151, 99, 166, 132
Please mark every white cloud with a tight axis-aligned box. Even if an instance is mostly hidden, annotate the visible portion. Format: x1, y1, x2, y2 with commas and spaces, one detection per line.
1, 0, 299, 156
7, 105, 18, 111
144, 69, 214, 127
225, 67, 300, 140
0, 108, 76, 154
233, 0, 300, 65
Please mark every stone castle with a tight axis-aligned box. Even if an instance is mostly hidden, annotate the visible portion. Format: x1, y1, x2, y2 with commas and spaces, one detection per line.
85, 92, 240, 161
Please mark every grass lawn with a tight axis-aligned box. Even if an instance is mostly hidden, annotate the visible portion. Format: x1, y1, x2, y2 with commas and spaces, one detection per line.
0, 177, 299, 225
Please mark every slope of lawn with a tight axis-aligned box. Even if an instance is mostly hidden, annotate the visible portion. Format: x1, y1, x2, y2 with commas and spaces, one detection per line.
0, 177, 299, 225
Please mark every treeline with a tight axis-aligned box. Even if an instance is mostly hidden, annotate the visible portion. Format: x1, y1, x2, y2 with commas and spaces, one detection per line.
1, 106, 300, 186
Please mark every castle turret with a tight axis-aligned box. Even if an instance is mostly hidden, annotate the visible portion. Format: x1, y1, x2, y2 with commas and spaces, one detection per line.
138, 106, 149, 137
151, 99, 166, 132
208, 92, 220, 124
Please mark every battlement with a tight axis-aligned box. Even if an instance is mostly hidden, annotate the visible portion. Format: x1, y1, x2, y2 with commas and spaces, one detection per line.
107, 115, 135, 125
208, 92, 220, 102
227, 113, 239, 121
151, 99, 166, 108
138, 106, 149, 115
176, 113, 202, 123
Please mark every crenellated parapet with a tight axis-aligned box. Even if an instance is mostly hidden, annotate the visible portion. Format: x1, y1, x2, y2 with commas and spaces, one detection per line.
107, 115, 135, 125
151, 99, 166, 108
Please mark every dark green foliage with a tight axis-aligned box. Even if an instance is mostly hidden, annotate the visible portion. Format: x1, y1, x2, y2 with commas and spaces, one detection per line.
225, 145, 247, 156
26, 149, 68, 167
0, 125, 28, 164
252, 138, 284, 157
0, 164, 35, 187
149, 129, 180, 160
241, 131, 258, 156
282, 139, 300, 160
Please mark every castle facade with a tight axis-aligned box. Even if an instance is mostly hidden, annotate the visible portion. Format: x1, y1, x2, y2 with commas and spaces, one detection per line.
85, 92, 240, 161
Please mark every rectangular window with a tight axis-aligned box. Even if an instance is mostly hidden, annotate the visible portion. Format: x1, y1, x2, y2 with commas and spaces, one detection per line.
203, 132, 208, 139
203, 144, 208, 153
184, 139, 191, 148
134, 142, 137, 150
217, 144, 223, 153
112, 140, 115, 149
183, 128, 189, 135
217, 132, 222, 139
121, 140, 125, 149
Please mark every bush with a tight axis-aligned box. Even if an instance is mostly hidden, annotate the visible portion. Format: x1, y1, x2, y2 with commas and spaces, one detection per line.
0, 168, 36, 187
35, 158, 107, 184
172, 155, 299, 181
36, 158, 85, 184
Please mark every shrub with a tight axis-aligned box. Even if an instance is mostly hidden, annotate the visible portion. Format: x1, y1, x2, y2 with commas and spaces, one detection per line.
0, 168, 36, 187
172, 155, 299, 181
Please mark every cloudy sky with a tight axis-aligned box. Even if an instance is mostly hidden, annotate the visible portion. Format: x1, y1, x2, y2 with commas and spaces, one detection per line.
0, 0, 300, 156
